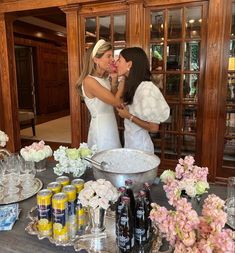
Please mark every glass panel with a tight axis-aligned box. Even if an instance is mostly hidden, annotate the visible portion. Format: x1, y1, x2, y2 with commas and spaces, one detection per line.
114, 15, 126, 42
99, 16, 110, 41
168, 9, 182, 39
226, 109, 235, 136
223, 138, 235, 162
181, 135, 196, 156
184, 41, 200, 71
150, 11, 164, 40
167, 42, 181, 70
166, 74, 180, 99
231, 2, 235, 36
227, 73, 235, 102
165, 104, 179, 131
164, 133, 178, 159
150, 43, 164, 71
182, 105, 197, 133
185, 6, 202, 39
85, 17, 96, 44
183, 74, 199, 101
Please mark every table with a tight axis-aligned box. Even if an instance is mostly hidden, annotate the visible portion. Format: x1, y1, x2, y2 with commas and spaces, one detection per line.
0, 161, 228, 253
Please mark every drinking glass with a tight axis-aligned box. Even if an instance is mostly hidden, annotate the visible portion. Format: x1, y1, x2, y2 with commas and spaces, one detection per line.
20, 161, 36, 195
225, 177, 235, 229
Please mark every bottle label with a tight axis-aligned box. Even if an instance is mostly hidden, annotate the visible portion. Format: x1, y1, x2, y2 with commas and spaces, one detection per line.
135, 228, 146, 241
120, 216, 128, 225
118, 235, 131, 249
136, 209, 144, 218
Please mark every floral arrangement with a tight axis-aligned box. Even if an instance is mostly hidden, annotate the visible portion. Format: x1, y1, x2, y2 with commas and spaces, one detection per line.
53, 143, 96, 177
79, 179, 119, 210
160, 155, 209, 206
0, 130, 9, 147
150, 195, 235, 252
20, 140, 52, 162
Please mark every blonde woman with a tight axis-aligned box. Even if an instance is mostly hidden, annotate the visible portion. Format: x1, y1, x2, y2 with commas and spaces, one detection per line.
77, 39, 124, 151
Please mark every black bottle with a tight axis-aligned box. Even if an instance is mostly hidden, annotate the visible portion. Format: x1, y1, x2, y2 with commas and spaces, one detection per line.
143, 182, 152, 236
117, 196, 134, 253
134, 190, 149, 246
124, 179, 135, 215
116, 186, 126, 236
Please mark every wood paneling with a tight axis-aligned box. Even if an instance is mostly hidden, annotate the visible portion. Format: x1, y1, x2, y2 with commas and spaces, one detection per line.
0, 13, 20, 151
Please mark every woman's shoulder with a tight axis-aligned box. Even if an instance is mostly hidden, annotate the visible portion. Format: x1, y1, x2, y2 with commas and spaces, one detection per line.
136, 81, 159, 94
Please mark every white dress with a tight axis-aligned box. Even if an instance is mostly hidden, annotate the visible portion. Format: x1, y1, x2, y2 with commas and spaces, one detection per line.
82, 75, 121, 151
124, 81, 170, 154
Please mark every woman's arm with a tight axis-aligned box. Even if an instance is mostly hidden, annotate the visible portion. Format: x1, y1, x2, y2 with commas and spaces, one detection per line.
116, 106, 159, 133
83, 76, 124, 106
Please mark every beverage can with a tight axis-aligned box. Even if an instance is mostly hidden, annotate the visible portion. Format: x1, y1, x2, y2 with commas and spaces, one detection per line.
71, 179, 84, 194
37, 189, 53, 237
52, 192, 69, 243
62, 185, 77, 238
56, 176, 70, 187
47, 182, 61, 194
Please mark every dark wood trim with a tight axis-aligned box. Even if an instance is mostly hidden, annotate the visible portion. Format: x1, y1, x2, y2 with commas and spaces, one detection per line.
0, 13, 20, 152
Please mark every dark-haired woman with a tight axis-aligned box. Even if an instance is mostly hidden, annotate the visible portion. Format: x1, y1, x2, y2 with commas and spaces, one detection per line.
116, 47, 170, 154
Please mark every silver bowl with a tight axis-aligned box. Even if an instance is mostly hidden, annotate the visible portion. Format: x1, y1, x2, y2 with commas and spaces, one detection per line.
91, 148, 160, 193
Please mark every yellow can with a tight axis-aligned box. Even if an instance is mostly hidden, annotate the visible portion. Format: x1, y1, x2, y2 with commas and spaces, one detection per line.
37, 189, 53, 237
71, 179, 84, 194
47, 182, 61, 194
62, 185, 77, 239
56, 176, 70, 187
52, 192, 68, 243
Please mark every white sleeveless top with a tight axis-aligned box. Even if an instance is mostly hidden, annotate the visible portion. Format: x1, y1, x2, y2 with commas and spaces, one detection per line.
124, 81, 170, 154
82, 75, 121, 151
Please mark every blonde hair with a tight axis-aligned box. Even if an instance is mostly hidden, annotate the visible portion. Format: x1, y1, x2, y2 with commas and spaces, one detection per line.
76, 41, 112, 92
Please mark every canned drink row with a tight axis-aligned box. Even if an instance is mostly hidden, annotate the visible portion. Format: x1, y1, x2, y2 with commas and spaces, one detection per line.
37, 177, 85, 243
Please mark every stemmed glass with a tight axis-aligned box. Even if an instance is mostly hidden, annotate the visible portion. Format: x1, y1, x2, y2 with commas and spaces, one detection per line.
2, 154, 21, 202
20, 160, 36, 195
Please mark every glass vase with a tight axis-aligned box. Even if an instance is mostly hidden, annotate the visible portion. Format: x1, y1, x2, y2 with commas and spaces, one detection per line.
181, 192, 201, 213
34, 158, 47, 172
88, 207, 106, 234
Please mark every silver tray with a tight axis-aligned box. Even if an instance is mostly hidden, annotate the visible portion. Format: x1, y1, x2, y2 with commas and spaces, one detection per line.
0, 178, 43, 205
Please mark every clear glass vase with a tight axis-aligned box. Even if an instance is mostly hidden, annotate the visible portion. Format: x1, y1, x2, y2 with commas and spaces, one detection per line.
88, 207, 106, 234
35, 158, 47, 172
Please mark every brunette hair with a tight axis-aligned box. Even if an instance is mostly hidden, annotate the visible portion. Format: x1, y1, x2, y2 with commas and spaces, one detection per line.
76, 41, 112, 91
120, 47, 152, 104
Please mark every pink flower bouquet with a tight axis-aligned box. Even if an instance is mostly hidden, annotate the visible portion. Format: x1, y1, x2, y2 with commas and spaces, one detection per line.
160, 155, 209, 206
150, 194, 235, 252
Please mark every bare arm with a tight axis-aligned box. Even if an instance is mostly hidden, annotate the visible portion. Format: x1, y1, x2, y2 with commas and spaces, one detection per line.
116, 106, 159, 133
83, 76, 124, 106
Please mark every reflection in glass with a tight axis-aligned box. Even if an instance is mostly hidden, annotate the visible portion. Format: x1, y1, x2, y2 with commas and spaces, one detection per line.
223, 138, 235, 162
168, 9, 182, 39
151, 44, 164, 71
99, 16, 110, 41
164, 133, 178, 159
151, 11, 164, 40
184, 41, 200, 71
226, 110, 235, 136
114, 15, 126, 42
166, 74, 180, 98
181, 135, 196, 156
165, 105, 178, 131
167, 43, 181, 70
227, 73, 235, 102
183, 74, 199, 101
231, 2, 235, 36
85, 17, 96, 44
185, 6, 202, 39
182, 105, 197, 133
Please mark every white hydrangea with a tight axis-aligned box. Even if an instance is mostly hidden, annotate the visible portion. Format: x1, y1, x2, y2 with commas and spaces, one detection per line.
0, 130, 9, 147
53, 144, 96, 177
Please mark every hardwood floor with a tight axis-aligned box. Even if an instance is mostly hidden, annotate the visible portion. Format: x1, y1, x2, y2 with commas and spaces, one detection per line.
20, 109, 71, 152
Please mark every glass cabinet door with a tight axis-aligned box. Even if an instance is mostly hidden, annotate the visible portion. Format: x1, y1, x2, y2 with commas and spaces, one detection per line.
149, 3, 206, 167
222, 1, 235, 173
